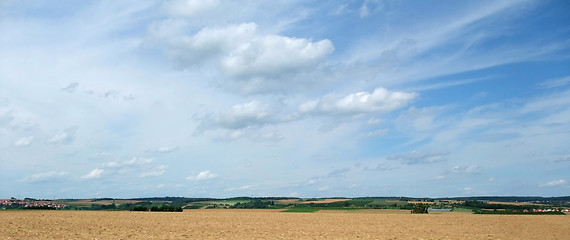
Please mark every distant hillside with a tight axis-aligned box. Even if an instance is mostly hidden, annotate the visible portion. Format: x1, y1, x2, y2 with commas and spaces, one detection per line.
434, 196, 570, 203
128, 197, 215, 203
10, 196, 570, 203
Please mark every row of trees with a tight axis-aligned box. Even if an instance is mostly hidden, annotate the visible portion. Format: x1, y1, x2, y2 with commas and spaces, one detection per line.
131, 205, 183, 212
459, 201, 535, 210
230, 200, 276, 209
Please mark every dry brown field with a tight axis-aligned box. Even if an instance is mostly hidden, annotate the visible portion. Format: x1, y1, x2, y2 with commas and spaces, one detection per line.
0, 209, 568, 239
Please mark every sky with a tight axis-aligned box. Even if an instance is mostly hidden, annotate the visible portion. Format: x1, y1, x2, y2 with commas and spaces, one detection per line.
1, 0, 569, 199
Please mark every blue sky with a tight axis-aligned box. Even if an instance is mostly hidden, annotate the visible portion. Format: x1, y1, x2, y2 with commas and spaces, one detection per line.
1, 0, 569, 199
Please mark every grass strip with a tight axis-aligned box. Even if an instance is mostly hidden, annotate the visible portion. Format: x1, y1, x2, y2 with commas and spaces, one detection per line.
282, 208, 320, 213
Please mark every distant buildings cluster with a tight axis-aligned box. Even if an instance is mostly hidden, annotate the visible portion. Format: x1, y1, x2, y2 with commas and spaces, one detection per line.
528, 208, 569, 213
1, 199, 67, 209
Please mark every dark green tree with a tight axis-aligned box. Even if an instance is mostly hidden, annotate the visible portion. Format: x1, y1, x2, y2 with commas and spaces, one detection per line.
411, 204, 429, 214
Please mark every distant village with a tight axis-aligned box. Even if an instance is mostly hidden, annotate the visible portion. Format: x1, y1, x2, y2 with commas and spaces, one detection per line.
1, 198, 67, 209
529, 208, 569, 213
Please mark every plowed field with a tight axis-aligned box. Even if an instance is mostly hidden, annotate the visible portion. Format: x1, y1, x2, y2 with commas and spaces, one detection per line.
1, 209, 568, 239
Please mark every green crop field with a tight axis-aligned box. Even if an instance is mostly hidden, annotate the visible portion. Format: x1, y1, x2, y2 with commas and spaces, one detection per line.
452, 208, 473, 212
184, 203, 207, 209
367, 199, 408, 207
282, 208, 321, 213
346, 199, 373, 207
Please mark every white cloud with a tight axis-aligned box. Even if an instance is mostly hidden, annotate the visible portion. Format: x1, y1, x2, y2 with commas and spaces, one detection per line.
327, 168, 350, 178
214, 129, 284, 142
61, 82, 79, 93
156, 146, 179, 153
359, 0, 383, 18
304, 168, 351, 187
81, 157, 167, 180
103, 157, 153, 169
388, 150, 448, 165
366, 129, 389, 137
367, 118, 383, 125
300, 88, 417, 116
102, 91, 118, 99
225, 184, 257, 192
0, 100, 40, 131
215, 101, 272, 129
364, 163, 392, 171
554, 155, 570, 163
81, 168, 104, 180
305, 178, 320, 185
20, 171, 68, 183
433, 175, 446, 180
332, 4, 349, 16
395, 106, 448, 134
148, 21, 334, 94
149, 22, 257, 67
198, 101, 285, 133
13, 136, 34, 147
451, 165, 482, 174
359, 3, 369, 18
220, 35, 334, 79
163, 0, 220, 18
2, 0, 569, 198
186, 170, 218, 181
140, 165, 168, 177
539, 179, 566, 187
47, 126, 78, 145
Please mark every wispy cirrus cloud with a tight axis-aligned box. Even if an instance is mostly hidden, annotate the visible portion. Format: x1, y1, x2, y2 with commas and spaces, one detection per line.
536, 76, 570, 89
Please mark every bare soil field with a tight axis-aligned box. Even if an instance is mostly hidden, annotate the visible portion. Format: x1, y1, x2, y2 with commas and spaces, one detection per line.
0, 209, 568, 239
